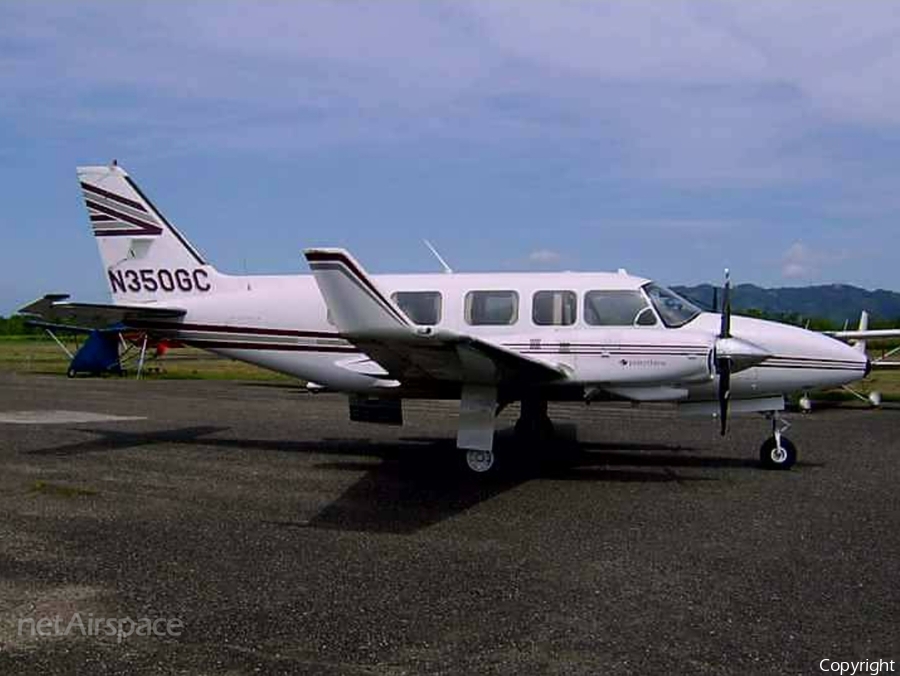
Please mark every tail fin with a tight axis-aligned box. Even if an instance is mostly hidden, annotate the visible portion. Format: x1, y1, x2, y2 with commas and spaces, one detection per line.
78, 163, 215, 303
852, 310, 869, 354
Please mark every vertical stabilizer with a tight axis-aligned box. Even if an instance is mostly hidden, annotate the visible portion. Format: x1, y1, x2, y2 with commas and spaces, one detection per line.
77, 164, 217, 303
852, 310, 869, 354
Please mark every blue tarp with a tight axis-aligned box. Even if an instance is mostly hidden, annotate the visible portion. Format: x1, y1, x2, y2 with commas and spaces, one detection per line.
68, 330, 123, 377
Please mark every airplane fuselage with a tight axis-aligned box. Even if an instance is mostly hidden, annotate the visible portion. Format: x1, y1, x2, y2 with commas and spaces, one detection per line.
128, 267, 868, 404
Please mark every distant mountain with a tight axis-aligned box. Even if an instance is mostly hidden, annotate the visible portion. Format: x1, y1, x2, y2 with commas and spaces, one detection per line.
672, 283, 900, 328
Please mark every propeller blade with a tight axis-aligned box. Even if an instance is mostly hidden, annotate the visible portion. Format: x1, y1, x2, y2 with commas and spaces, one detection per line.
717, 357, 731, 436
715, 269, 738, 434
719, 268, 731, 339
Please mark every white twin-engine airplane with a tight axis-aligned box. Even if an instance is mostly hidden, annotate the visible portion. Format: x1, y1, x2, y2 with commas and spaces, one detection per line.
21, 164, 871, 474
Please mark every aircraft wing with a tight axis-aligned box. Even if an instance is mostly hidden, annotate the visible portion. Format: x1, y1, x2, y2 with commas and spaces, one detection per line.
18, 294, 186, 330
304, 249, 569, 386
827, 329, 900, 340
870, 358, 900, 370
826, 310, 900, 341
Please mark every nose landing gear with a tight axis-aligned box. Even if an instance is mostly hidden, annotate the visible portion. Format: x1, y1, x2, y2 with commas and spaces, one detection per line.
759, 411, 796, 470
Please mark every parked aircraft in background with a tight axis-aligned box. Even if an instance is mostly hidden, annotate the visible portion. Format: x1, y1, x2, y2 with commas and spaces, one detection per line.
20, 164, 871, 474
25, 314, 178, 379
804, 311, 900, 409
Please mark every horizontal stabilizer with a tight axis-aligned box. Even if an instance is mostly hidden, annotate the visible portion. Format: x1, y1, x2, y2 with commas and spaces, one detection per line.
19, 295, 185, 330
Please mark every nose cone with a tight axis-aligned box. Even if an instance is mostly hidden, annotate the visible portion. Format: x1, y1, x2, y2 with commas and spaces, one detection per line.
728, 315, 869, 389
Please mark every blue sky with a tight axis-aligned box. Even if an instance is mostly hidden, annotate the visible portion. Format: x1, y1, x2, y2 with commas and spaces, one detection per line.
2, 2, 900, 314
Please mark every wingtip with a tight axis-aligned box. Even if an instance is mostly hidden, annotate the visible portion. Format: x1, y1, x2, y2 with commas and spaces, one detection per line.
304, 248, 359, 266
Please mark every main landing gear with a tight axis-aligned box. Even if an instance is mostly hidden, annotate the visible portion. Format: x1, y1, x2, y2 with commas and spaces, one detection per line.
460, 396, 556, 475
759, 411, 796, 470
513, 397, 555, 442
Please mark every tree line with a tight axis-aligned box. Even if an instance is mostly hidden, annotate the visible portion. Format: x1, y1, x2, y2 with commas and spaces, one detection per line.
0, 315, 42, 336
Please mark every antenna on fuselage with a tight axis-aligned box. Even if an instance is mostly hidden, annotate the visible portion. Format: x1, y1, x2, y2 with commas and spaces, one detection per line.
423, 239, 453, 274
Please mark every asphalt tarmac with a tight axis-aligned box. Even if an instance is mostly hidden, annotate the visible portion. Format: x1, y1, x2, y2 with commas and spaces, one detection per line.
0, 373, 897, 675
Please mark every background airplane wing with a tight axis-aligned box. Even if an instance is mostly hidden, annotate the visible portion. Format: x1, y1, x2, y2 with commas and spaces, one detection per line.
304, 249, 569, 386
19, 294, 186, 329
828, 329, 900, 340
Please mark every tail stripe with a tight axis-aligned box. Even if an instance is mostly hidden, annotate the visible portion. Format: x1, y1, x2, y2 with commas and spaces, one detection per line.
80, 181, 148, 211
124, 176, 205, 265
85, 199, 163, 236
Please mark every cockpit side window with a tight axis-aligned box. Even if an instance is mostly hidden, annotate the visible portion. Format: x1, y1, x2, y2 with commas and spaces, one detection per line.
584, 290, 656, 326
643, 283, 701, 328
391, 291, 442, 326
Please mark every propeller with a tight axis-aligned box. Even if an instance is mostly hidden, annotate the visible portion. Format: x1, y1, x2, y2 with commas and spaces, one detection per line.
715, 269, 731, 435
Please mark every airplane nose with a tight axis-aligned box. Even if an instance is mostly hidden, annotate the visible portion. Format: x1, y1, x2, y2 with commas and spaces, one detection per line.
726, 314, 870, 390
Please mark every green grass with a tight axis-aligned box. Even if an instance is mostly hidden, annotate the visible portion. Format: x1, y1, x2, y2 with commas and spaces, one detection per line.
0, 338, 295, 382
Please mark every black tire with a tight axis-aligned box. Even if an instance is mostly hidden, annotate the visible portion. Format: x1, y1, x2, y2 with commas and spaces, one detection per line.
66, 368, 77, 379
463, 448, 498, 475
759, 436, 797, 470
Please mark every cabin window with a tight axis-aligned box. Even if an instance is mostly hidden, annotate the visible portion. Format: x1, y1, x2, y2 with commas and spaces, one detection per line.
391, 291, 442, 326
532, 290, 577, 326
465, 290, 519, 325
584, 290, 656, 326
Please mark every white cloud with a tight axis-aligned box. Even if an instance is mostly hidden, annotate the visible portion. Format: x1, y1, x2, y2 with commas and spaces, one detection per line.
781, 241, 846, 280
528, 249, 563, 264
1, 3, 899, 194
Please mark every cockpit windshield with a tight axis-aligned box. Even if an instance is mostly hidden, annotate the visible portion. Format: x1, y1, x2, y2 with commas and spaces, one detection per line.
643, 283, 702, 328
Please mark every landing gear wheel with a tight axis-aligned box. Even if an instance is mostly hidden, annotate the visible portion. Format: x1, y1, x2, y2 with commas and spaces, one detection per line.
66, 368, 77, 379
759, 435, 797, 470
465, 449, 495, 474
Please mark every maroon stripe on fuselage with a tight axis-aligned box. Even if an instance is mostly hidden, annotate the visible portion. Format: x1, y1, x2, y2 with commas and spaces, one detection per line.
184, 339, 357, 353
129, 320, 342, 339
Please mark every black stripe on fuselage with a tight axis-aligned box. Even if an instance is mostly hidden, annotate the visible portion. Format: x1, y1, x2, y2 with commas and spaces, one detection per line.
764, 356, 864, 366
757, 364, 866, 372
503, 342, 709, 350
